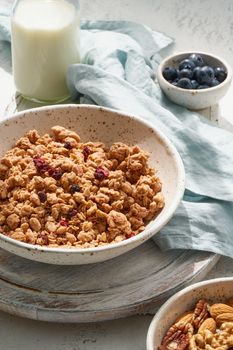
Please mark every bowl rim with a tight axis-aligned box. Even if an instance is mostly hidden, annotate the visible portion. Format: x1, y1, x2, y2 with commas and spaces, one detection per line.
0, 104, 185, 255
146, 276, 233, 350
157, 50, 233, 92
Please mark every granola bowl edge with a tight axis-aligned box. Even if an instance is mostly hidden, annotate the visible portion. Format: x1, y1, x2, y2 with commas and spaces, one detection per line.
0, 104, 185, 265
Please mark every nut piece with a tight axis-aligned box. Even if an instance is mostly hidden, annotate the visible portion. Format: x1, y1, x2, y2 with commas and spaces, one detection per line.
159, 301, 233, 350
192, 299, 210, 329
29, 217, 41, 232
11, 231, 26, 242
215, 313, 233, 325
45, 221, 57, 233
6, 213, 20, 230
209, 303, 233, 319
198, 318, 216, 334
159, 322, 193, 350
175, 311, 194, 326
190, 330, 215, 350
190, 333, 205, 349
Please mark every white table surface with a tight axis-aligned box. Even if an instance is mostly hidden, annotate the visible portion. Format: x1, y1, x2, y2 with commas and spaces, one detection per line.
0, 0, 233, 349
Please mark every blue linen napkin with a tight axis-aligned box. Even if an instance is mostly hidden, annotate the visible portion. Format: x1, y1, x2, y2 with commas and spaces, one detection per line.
0, 12, 233, 257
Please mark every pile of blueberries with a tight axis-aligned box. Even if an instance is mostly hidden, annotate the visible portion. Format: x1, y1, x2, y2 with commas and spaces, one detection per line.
162, 53, 227, 90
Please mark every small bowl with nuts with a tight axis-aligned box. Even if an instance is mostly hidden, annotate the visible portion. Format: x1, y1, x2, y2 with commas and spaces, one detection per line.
146, 277, 233, 350
0, 104, 184, 265
157, 51, 232, 110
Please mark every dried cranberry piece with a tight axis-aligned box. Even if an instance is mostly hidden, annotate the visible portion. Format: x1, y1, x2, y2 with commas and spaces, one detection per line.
83, 147, 91, 161
33, 156, 44, 167
48, 168, 54, 176
127, 233, 136, 239
70, 184, 81, 194
59, 219, 68, 227
94, 166, 109, 180
50, 169, 63, 180
33, 156, 50, 174
38, 191, 47, 203
67, 208, 78, 219
64, 142, 73, 150
45, 165, 63, 180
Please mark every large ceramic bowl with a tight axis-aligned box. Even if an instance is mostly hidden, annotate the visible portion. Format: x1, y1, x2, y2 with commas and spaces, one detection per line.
157, 51, 232, 110
0, 104, 185, 265
147, 277, 233, 350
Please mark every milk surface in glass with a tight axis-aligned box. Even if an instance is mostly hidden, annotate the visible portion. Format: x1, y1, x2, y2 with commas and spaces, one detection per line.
11, 0, 80, 102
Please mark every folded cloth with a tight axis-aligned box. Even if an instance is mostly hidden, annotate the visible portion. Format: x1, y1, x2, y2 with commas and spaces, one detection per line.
0, 9, 10, 42
1, 12, 233, 257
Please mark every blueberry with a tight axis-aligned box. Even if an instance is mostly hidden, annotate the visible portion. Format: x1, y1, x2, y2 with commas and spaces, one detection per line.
38, 191, 47, 203
197, 66, 215, 84
178, 69, 193, 79
190, 80, 199, 89
188, 53, 205, 67
178, 59, 196, 71
214, 67, 227, 83
70, 184, 81, 193
172, 80, 179, 86
197, 84, 210, 89
162, 67, 178, 81
209, 78, 220, 87
170, 78, 178, 85
193, 66, 202, 81
177, 78, 193, 89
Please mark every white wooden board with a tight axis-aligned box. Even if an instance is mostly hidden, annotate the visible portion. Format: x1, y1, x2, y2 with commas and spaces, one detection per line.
0, 241, 219, 322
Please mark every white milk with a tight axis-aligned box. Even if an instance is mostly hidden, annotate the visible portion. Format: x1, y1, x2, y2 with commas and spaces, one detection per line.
11, 0, 80, 102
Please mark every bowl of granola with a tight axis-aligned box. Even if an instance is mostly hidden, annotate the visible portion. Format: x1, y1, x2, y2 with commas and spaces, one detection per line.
0, 104, 185, 264
147, 277, 233, 350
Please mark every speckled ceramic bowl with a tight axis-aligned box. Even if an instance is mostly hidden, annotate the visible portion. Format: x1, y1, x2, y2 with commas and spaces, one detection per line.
157, 51, 232, 110
147, 277, 233, 350
0, 104, 185, 265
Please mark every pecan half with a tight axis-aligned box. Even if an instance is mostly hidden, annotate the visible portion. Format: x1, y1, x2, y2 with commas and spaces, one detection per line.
192, 299, 210, 329
159, 322, 193, 350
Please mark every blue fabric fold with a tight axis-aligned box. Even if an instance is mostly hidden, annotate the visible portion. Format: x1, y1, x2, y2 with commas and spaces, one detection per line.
1, 12, 233, 258
0, 10, 10, 42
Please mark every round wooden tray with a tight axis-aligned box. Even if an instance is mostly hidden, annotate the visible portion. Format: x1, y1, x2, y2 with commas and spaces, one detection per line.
0, 241, 219, 323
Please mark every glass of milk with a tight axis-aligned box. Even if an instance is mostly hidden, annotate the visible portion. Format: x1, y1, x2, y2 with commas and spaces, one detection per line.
11, 0, 80, 103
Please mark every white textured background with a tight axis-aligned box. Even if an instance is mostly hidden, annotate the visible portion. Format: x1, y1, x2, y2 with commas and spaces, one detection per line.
81, 0, 233, 62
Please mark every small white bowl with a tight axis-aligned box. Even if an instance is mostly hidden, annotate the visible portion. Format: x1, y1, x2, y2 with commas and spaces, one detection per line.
157, 51, 232, 110
0, 104, 185, 265
146, 277, 233, 350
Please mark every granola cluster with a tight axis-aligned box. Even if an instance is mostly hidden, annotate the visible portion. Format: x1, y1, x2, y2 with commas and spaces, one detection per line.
0, 126, 164, 248
159, 299, 233, 350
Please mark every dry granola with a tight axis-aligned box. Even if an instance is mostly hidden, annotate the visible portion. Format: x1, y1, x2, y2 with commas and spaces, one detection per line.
0, 126, 164, 248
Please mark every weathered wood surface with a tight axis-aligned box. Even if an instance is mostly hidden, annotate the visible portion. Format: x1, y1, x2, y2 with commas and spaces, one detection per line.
0, 241, 219, 322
